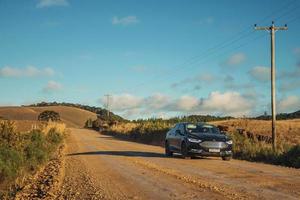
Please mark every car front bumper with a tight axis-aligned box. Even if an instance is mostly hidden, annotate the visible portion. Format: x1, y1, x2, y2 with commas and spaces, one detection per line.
187, 141, 232, 157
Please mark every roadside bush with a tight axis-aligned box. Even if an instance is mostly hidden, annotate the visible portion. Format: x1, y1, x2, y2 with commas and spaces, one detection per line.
0, 145, 22, 182
46, 128, 64, 145
24, 131, 49, 169
104, 121, 171, 146
278, 145, 300, 168
0, 120, 65, 197
230, 131, 299, 168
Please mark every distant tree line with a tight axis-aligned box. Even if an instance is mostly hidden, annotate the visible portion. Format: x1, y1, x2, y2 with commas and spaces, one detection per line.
132, 115, 234, 124
255, 110, 300, 120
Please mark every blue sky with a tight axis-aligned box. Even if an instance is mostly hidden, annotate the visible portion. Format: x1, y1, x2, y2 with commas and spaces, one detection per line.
0, 0, 299, 119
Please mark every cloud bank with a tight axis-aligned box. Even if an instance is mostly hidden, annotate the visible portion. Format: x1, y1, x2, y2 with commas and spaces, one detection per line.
36, 0, 69, 8
99, 91, 254, 119
112, 16, 139, 26
42, 80, 62, 93
0, 66, 54, 78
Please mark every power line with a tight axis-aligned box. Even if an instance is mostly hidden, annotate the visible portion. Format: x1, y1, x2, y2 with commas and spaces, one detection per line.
111, 0, 298, 95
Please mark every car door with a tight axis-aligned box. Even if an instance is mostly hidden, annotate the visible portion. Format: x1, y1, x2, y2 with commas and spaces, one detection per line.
168, 124, 178, 149
174, 124, 185, 150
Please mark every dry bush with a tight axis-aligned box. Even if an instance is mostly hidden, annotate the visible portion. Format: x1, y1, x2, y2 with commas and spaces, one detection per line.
212, 119, 300, 145
42, 122, 66, 136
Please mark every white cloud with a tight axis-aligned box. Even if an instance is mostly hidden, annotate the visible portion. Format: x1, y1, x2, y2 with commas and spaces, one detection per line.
100, 91, 254, 119
42, 81, 62, 93
36, 0, 69, 8
174, 96, 199, 111
0, 66, 54, 78
200, 91, 253, 116
100, 94, 143, 111
112, 16, 139, 26
223, 53, 246, 66
278, 96, 300, 113
198, 17, 214, 25
131, 66, 147, 72
248, 66, 270, 82
144, 94, 170, 110
294, 47, 300, 55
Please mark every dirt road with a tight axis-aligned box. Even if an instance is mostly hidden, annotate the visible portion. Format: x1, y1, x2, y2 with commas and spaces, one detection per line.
58, 128, 300, 200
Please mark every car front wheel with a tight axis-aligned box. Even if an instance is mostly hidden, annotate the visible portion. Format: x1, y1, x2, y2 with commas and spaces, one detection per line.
181, 142, 188, 159
165, 141, 173, 157
222, 156, 231, 161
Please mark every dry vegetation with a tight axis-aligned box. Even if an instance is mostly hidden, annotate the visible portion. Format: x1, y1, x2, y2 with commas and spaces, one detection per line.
0, 121, 66, 199
102, 119, 300, 168
212, 119, 300, 145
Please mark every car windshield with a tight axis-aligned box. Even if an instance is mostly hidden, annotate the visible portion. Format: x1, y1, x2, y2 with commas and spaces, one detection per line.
186, 123, 221, 134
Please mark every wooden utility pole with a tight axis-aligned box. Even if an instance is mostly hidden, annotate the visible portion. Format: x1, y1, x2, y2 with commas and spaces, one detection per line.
104, 94, 111, 119
254, 21, 287, 151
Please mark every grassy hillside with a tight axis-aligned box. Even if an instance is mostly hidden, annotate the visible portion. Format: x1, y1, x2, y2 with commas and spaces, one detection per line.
0, 106, 97, 128
26, 102, 126, 122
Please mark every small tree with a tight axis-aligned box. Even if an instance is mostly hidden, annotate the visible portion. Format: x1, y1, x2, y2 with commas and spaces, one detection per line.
38, 110, 60, 122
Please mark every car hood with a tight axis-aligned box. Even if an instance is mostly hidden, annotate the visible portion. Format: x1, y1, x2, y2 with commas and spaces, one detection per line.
188, 133, 230, 142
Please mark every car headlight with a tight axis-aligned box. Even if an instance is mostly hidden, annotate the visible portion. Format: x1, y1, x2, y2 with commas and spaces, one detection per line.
188, 138, 202, 143
226, 140, 233, 145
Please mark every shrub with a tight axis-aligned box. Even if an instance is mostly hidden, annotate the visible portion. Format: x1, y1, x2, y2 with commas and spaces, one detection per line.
0, 145, 22, 182
0, 121, 22, 149
46, 128, 63, 145
278, 145, 300, 168
24, 131, 49, 169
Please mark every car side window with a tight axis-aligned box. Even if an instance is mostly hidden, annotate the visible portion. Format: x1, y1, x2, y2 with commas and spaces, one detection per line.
179, 124, 185, 135
172, 124, 179, 134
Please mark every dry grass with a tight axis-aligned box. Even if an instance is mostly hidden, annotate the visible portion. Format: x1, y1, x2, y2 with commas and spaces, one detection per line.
0, 106, 97, 128
42, 122, 66, 136
212, 119, 300, 145
0, 120, 44, 132
109, 122, 138, 134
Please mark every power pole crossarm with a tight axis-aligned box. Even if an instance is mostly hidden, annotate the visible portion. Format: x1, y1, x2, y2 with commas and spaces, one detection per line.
254, 21, 288, 151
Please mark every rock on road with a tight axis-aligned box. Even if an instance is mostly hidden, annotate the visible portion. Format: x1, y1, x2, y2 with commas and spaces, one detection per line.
58, 128, 300, 200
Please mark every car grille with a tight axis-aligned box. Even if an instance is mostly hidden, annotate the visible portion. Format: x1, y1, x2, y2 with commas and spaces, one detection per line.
200, 141, 227, 149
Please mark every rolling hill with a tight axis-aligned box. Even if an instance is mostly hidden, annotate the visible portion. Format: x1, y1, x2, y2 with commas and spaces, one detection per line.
0, 106, 97, 128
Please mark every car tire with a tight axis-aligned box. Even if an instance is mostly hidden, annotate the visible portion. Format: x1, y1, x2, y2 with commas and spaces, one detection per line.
165, 141, 173, 157
222, 156, 231, 161
181, 142, 188, 159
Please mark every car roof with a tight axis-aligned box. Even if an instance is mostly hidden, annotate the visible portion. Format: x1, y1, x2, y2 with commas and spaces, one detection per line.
177, 122, 206, 125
